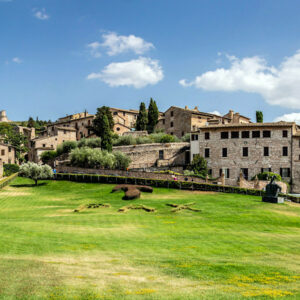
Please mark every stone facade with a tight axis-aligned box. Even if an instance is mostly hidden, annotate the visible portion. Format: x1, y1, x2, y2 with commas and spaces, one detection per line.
156, 106, 251, 138
190, 121, 300, 192
0, 110, 9, 122
0, 143, 16, 164
113, 142, 190, 169
28, 126, 77, 163
110, 108, 139, 134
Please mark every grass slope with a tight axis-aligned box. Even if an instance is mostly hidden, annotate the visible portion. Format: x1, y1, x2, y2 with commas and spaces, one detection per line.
0, 177, 299, 299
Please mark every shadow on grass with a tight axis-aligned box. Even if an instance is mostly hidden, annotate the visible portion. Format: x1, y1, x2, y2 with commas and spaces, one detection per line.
10, 182, 48, 188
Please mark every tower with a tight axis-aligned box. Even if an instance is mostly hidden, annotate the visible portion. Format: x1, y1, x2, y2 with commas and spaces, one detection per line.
0, 110, 9, 122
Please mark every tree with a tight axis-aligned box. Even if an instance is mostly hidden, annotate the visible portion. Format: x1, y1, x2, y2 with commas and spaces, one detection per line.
40, 150, 57, 164
189, 154, 208, 177
147, 98, 159, 133
92, 106, 114, 133
135, 102, 148, 131
256, 111, 263, 123
100, 115, 113, 152
4, 131, 28, 163
19, 162, 53, 186
27, 117, 35, 128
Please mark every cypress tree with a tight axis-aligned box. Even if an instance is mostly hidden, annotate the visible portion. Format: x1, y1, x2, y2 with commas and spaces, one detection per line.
100, 114, 112, 152
256, 111, 263, 123
92, 106, 114, 136
135, 102, 148, 131
147, 98, 159, 133
27, 117, 35, 128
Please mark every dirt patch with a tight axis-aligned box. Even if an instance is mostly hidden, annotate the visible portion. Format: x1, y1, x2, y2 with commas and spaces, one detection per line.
269, 209, 300, 217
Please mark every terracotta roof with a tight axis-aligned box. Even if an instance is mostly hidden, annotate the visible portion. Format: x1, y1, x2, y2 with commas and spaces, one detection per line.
110, 107, 139, 114
194, 121, 295, 131
167, 106, 229, 119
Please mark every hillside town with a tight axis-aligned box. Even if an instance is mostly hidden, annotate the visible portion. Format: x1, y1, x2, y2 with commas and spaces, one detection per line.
0, 103, 299, 193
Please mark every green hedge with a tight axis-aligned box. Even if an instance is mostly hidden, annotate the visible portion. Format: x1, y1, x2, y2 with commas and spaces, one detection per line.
0, 173, 18, 189
55, 173, 265, 197
4, 164, 19, 177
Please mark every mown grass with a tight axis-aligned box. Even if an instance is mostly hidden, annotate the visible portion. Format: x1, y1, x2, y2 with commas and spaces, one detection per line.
0, 177, 299, 299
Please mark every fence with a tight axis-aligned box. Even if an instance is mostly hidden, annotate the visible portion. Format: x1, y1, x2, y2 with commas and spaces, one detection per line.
0, 173, 18, 189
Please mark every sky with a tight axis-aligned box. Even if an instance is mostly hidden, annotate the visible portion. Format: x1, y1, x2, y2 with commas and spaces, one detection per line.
2, 0, 300, 123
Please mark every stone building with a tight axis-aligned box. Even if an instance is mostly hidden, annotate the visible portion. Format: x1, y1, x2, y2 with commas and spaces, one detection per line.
0, 143, 16, 164
28, 126, 76, 163
156, 106, 251, 138
110, 108, 139, 135
0, 110, 10, 123
190, 121, 300, 192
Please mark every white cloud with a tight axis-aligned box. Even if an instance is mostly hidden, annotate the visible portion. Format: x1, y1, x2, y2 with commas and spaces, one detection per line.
180, 50, 300, 109
274, 113, 300, 124
87, 42, 101, 58
87, 57, 163, 88
209, 110, 222, 116
33, 8, 49, 20
12, 57, 22, 64
100, 32, 154, 56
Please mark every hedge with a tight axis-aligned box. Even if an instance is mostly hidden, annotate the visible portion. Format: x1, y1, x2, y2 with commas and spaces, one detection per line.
55, 173, 266, 197
0, 173, 18, 189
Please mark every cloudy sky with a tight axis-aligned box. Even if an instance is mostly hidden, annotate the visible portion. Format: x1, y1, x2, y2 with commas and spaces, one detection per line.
2, 0, 300, 123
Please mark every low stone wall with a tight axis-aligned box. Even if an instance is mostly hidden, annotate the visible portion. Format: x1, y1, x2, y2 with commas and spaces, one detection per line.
56, 165, 224, 185
238, 173, 288, 193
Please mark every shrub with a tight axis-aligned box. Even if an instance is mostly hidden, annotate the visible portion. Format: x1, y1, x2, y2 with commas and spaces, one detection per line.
56, 141, 77, 156
113, 135, 135, 146
40, 150, 57, 164
251, 172, 282, 182
3, 164, 19, 176
188, 154, 208, 177
77, 138, 101, 148
181, 133, 191, 142
19, 162, 53, 185
113, 151, 131, 170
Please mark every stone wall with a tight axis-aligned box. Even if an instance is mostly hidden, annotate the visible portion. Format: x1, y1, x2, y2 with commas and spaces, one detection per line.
0, 159, 3, 178
0, 144, 16, 164
113, 142, 190, 169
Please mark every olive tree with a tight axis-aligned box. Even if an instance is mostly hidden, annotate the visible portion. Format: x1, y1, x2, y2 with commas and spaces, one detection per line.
19, 162, 53, 186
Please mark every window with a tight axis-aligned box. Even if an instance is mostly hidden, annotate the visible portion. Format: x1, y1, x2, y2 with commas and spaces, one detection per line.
261, 168, 271, 173
205, 148, 210, 158
280, 168, 290, 178
1, 150, 4, 156
8, 147, 11, 152
170, 111, 174, 117
162, 119, 165, 125
241, 168, 249, 180
88, 120, 91, 125
64, 130, 66, 134
283, 146, 288, 156
243, 147, 248, 157
117, 127, 120, 131
231, 131, 239, 139
182, 131, 185, 136
170, 132, 173, 135
191, 134, 198, 141
52, 127, 54, 131
264, 147, 269, 156
204, 132, 210, 140
219, 168, 230, 178
113, 112, 118, 115
42, 144, 46, 148
222, 148, 227, 157
208, 169, 212, 176
263, 130, 271, 138
170, 122, 174, 127
252, 131, 260, 138
123, 112, 126, 116
242, 131, 250, 138
221, 132, 229, 139
159, 150, 164, 159
283, 130, 288, 138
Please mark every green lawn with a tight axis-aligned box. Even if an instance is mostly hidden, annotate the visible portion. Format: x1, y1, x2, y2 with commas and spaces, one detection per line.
0, 177, 299, 300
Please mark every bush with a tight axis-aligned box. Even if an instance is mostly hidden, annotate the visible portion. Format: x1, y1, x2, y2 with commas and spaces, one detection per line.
56, 141, 77, 156
188, 154, 208, 177
113, 135, 135, 146
69, 147, 130, 170
251, 172, 282, 181
181, 133, 191, 142
40, 150, 57, 164
3, 164, 19, 176
77, 138, 101, 148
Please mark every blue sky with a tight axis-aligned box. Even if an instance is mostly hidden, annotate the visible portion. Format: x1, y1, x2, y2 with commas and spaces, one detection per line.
2, 0, 300, 123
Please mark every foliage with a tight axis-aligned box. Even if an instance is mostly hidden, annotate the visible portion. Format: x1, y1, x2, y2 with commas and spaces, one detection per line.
92, 106, 114, 135
135, 102, 148, 131
251, 172, 282, 181
77, 137, 101, 148
188, 154, 208, 177
40, 150, 57, 164
19, 162, 53, 185
69, 147, 130, 170
56, 141, 77, 156
27, 117, 35, 128
3, 164, 20, 176
256, 111, 263, 123
4, 131, 28, 164
100, 115, 113, 152
147, 98, 159, 133
181, 133, 191, 142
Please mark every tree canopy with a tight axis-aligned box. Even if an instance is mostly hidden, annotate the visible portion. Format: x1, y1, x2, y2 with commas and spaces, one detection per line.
147, 98, 159, 133
19, 162, 53, 186
135, 102, 148, 131
256, 111, 263, 123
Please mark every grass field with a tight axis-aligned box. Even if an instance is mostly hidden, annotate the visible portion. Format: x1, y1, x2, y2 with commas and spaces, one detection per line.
0, 177, 299, 299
